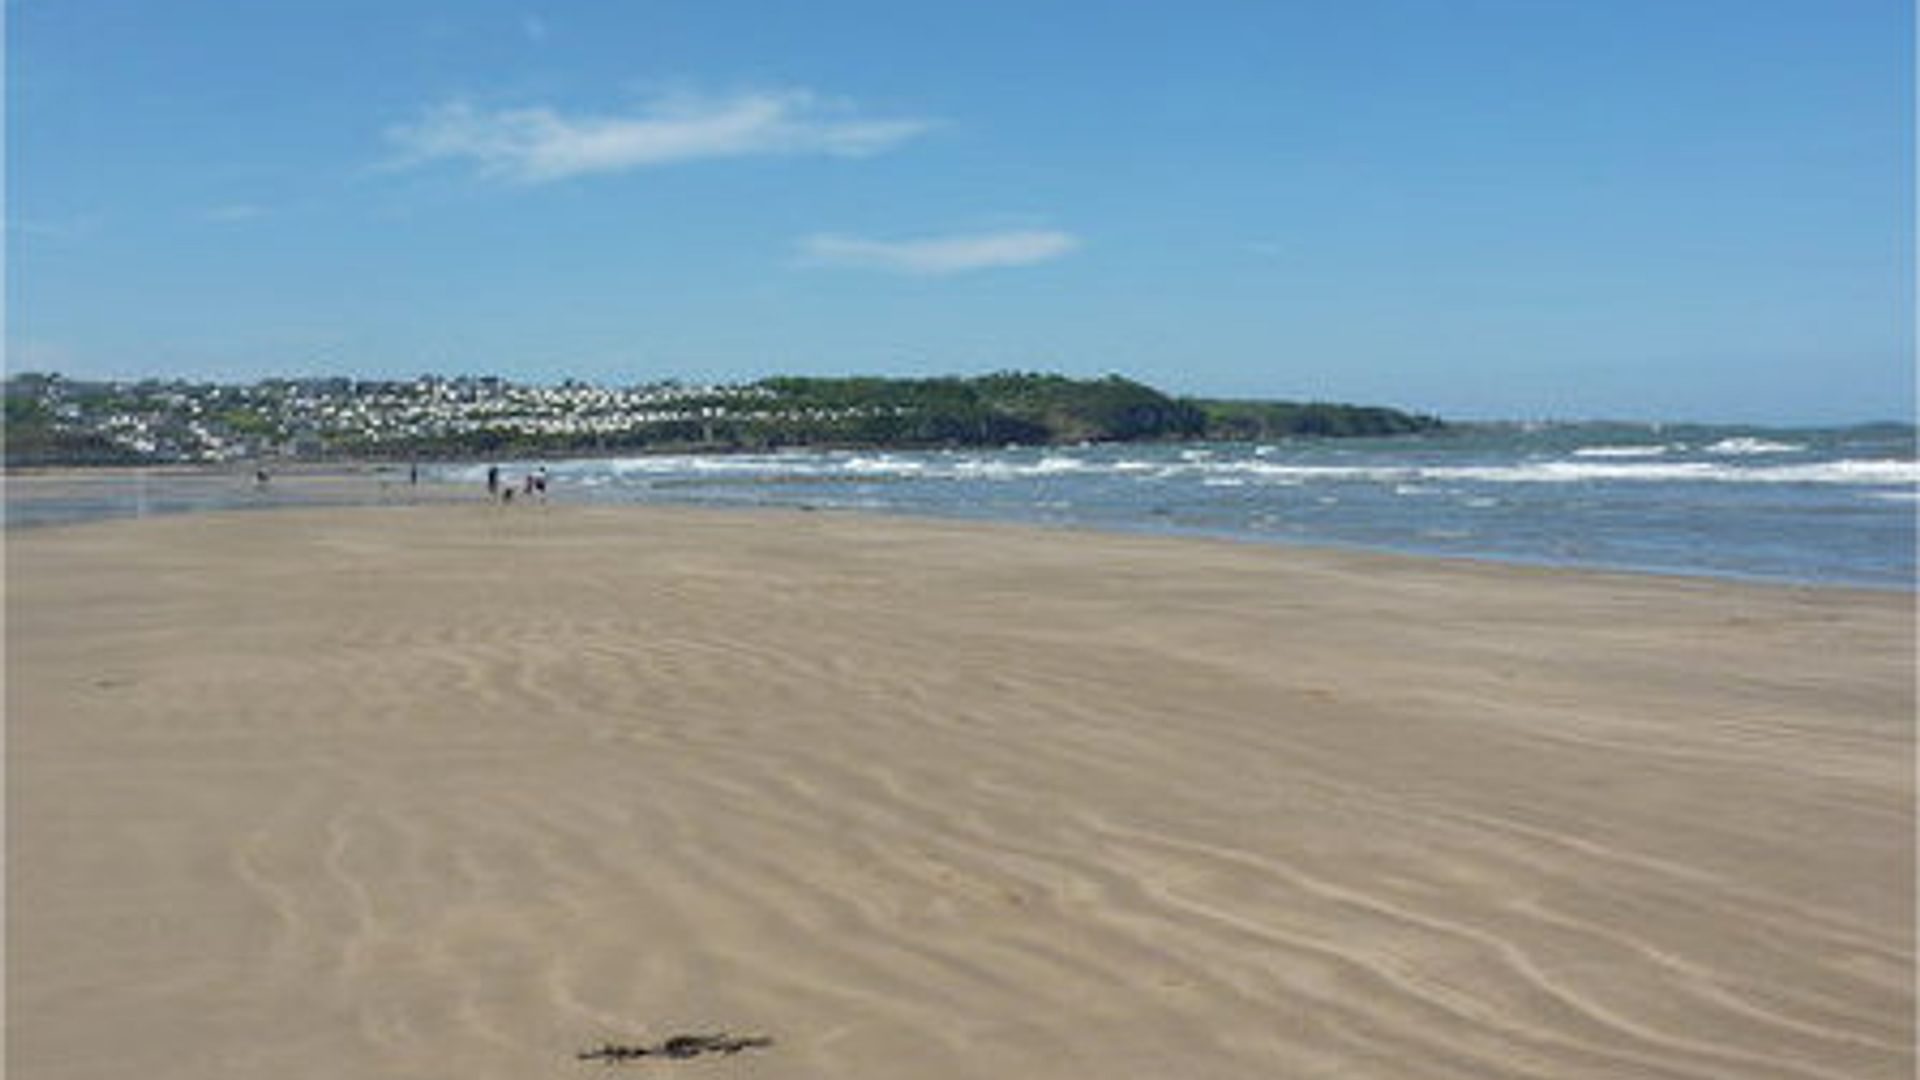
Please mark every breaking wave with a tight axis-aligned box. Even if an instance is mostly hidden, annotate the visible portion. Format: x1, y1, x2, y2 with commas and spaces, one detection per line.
549, 450, 1916, 489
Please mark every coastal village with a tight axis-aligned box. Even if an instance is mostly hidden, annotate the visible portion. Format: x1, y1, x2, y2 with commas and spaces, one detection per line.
2, 373, 785, 463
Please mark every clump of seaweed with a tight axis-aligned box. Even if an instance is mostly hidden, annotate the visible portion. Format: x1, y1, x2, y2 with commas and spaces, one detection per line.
578, 1033, 772, 1063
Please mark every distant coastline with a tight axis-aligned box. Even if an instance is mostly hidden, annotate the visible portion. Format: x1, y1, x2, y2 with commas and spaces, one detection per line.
2, 371, 1441, 468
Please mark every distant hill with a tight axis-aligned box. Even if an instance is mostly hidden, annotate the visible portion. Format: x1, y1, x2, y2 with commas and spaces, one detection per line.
1188, 397, 1445, 439
2, 370, 1444, 465
751, 373, 1208, 446
749, 374, 1442, 445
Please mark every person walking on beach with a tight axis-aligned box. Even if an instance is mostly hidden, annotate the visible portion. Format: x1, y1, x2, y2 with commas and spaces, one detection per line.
487, 464, 500, 501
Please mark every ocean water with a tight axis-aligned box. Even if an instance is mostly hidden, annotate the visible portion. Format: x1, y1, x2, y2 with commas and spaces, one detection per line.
9, 424, 1915, 589
468, 423, 1917, 589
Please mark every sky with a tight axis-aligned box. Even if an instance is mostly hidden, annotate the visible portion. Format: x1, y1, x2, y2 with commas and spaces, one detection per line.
7, 0, 1914, 423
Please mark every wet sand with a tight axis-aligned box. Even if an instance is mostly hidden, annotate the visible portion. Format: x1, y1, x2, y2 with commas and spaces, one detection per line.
3, 463, 469, 529
7, 503, 1913, 1078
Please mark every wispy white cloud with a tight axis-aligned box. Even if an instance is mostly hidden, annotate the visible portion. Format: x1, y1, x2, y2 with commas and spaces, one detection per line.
521, 14, 548, 43
386, 89, 931, 183
796, 229, 1080, 274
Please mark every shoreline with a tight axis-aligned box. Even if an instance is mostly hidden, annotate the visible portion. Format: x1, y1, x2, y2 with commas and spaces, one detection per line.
7, 480, 1915, 596
10, 502, 1913, 1079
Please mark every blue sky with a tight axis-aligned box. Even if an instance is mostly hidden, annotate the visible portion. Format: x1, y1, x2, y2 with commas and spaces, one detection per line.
8, 0, 1914, 422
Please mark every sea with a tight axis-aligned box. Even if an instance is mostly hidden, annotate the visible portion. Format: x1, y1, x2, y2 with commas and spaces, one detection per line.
9, 423, 1916, 590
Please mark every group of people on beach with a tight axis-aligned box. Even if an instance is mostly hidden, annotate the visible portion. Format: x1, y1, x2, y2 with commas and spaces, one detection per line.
485, 464, 548, 505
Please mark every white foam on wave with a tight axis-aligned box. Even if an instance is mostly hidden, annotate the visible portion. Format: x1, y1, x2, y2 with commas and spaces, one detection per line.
1443, 461, 1721, 483
1229, 461, 1401, 482
1706, 436, 1804, 456
1182, 456, 1920, 487
1744, 460, 1920, 485
1465, 458, 1903, 486
946, 455, 1088, 480
514, 446, 1919, 494
842, 455, 924, 475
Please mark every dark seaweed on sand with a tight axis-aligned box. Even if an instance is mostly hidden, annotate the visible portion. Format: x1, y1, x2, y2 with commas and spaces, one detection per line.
578, 1033, 772, 1063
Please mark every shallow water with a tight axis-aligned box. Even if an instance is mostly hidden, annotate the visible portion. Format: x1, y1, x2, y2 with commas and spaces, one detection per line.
487, 424, 1917, 589
10, 424, 1915, 588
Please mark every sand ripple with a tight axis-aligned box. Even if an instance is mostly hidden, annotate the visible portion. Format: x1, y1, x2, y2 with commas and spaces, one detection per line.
9, 506, 1912, 1078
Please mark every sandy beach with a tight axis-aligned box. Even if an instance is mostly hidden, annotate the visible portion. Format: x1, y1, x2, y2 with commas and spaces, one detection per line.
7, 502, 1913, 1079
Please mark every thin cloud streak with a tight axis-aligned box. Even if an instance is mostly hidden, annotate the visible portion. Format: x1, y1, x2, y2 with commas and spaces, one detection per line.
386, 89, 931, 183
797, 229, 1080, 274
